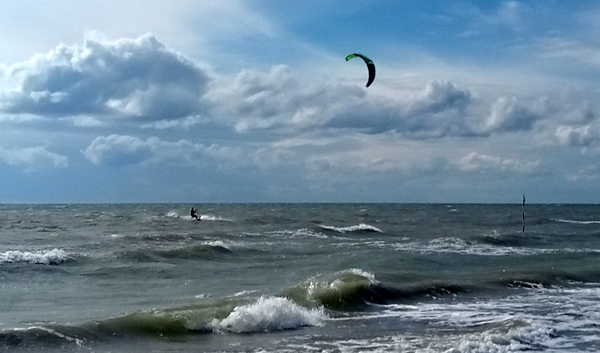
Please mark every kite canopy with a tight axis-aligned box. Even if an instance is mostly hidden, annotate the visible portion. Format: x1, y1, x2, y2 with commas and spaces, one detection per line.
345, 53, 376, 87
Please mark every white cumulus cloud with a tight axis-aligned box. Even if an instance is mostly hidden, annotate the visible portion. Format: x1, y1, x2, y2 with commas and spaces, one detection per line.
1, 34, 209, 120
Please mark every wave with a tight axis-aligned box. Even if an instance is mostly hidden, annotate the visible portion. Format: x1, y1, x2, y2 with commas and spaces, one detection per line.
0, 296, 326, 350
119, 241, 265, 262
318, 223, 383, 234
96, 296, 324, 335
0, 249, 70, 265
388, 236, 555, 256
0, 326, 87, 351
217, 296, 326, 333
284, 267, 600, 311
552, 218, 600, 225
476, 231, 547, 247
120, 244, 233, 262
283, 268, 466, 310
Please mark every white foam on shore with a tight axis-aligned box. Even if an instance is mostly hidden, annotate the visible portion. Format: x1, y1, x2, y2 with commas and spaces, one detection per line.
0, 248, 69, 265
216, 296, 326, 333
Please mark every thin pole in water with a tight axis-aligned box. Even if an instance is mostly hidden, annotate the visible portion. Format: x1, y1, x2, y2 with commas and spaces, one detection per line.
522, 194, 526, 233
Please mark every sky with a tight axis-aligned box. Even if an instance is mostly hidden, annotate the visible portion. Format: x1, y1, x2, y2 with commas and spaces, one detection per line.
1, 0, 600, 203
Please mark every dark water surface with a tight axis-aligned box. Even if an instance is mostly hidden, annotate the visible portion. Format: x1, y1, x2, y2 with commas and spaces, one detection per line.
1, 203, 600, 352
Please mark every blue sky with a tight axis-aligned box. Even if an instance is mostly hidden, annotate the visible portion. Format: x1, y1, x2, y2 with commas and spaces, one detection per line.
1, 1, 600, 202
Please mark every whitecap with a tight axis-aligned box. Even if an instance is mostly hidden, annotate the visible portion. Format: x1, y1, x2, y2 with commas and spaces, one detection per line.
0, 248, 69, 265
216, 296, 326, 333
340, 268, 379, 284
319, 223, 383, 234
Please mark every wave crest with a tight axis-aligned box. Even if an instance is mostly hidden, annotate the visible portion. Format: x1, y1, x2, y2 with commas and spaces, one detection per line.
319, 223, 383, 234
216, 296, 326, 333
284, 269, 389, 310
0, 249, 70, 265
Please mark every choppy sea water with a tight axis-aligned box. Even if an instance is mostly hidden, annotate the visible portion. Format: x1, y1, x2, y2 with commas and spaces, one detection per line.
1, 203, 600, 353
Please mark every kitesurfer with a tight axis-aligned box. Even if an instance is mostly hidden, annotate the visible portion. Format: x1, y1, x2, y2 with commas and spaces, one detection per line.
190, 207, 200, 221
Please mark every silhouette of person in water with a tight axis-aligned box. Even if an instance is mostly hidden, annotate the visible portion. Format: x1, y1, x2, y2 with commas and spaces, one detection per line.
190, 207, 200, 221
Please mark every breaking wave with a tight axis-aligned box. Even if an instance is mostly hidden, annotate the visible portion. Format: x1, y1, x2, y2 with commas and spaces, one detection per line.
283, 268, 465, 310
0, 249, 70, 265
0, 296, 326, 350
217, 296, 326, 333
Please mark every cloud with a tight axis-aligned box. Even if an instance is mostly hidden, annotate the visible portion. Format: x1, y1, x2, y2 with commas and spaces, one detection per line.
481, 96, 544, 133
83, 134, 245, 167
0, 146, 68, 169
1, 34, 209, 120
207, 65, 475, 138
555, 125, 599, 147
206, 65, 368, 133
83, 135, 154, 166
456, 151, 540, 174
4, 33, 596, 144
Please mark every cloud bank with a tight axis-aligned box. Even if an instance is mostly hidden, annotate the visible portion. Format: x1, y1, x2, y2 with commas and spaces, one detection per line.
1, 29, 600, 201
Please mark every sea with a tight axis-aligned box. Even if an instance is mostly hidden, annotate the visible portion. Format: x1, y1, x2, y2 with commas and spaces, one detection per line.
1, 203, 600, 353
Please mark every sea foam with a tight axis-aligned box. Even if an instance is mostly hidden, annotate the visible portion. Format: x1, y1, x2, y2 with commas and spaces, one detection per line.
0, 248, 69, 265
216, 296, 326, 333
